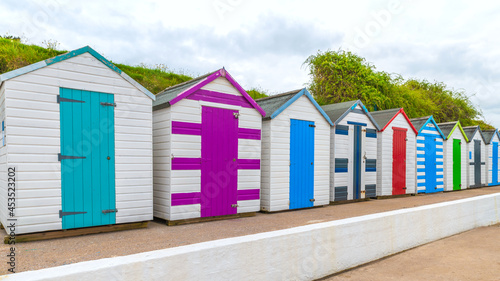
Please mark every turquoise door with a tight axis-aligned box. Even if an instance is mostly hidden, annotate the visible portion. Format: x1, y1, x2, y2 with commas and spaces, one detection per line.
289, 119, 315, 209
424, 136, 437, 193
59, 88, 116, 229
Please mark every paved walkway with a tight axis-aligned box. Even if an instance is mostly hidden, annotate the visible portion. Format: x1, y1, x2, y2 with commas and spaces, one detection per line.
2, 186, 500, 274
323, 223, 500, 281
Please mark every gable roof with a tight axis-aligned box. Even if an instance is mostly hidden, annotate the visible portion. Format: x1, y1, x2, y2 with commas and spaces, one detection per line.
256, 88, 333, 125
481, 129, 500, 144
409, 116, 446, 139
437, 121, 469, 142
462, 125, 486, 143
153, 68, 265, 116
0, 46, 155, 100
321, 100, 381, 130
370, 108, 417, 134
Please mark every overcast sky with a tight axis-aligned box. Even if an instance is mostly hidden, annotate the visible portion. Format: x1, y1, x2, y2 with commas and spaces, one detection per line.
1, 0, 500, 127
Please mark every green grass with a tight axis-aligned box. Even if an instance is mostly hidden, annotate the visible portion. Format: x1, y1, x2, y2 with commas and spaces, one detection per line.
0, 38, 194, 94
0, 38, 270, 99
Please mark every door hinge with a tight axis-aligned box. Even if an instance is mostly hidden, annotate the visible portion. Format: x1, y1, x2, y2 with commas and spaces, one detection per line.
231, 204, 238, 208
309, 124, 316, 128
57, 95, 85, 103
233, 112, 240, 119
59, 210, 87, 218
405, 138, 408, 141
309, 198, 315, 202
102, 209, 118, 214
403, 187, 407, 190
58, 153, 86, 161
101, 102, 116, 107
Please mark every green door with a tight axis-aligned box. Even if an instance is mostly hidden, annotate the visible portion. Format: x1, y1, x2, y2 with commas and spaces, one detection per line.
453, 139, 461, 190
59, 88, 116, 229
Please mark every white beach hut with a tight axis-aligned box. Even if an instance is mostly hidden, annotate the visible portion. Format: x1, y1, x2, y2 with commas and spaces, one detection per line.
370, 108, 417, 196
0, 46, 155, 235
152, 68, 265, 224
256, 88, 333, 212
321, 100, 380, 202
463, 126, 487, 188
482, 129, 500, 186
437, 121, 469, 191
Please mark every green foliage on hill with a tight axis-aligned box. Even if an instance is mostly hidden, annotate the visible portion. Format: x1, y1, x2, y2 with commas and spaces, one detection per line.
0, 37, 268, 100
305, 50, 493, 130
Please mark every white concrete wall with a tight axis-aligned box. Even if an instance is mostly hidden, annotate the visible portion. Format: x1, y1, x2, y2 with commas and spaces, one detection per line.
153, 77, 262, 221
332, 105, 378, 201
443, 128, 467, 191
2, 53, 153, 234
376, 113, 417, 196
260, 95, 330, 212
467, 132, 487, 188
9, 192, 500, 281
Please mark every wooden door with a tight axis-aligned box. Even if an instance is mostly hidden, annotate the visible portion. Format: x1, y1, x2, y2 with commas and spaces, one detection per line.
289, 119, 315, 209
200, 106, 238, 217
60, 88, 116, 229
392, 128, 407, 195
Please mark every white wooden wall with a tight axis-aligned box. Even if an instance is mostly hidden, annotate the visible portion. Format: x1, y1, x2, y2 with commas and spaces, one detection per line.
0, 83, 7, 229
331, 104, 377, 201
2, 53, 153, 234
442, 129, 467, 191
260, 95, 330, 212
152, 107, 172, 220
153, 77, 262, 221
376, 114, 416, 196
416, 122, 444, 193
487, 134, 500, 185
467, 133, 487, 187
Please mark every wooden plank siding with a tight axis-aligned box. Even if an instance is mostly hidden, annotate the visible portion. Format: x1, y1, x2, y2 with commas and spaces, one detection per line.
332, 104, 378, 201
2, 52, 153, 234
443, 128, 468, 191
376, 113, 417, 196
260, 95, 330, 212
467, 132, 487, 188
153, 77, 262, 221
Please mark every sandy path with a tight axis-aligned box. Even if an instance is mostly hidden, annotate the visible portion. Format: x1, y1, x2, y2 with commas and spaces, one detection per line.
2, 186, 500, 274
323, 223, 500, 281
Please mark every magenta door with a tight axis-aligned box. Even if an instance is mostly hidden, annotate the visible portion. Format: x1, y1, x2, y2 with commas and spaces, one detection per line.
201, 106, 238, 217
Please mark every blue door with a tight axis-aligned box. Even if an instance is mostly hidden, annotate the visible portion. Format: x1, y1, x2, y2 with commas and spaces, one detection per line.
493, 142, 498, 185
353, 125, 362, 199
60, 88, 116, 229
289, 119, 314, 209
424, 136, 437, 193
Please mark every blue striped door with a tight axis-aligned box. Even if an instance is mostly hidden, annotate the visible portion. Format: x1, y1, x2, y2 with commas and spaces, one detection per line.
289, 119, 314, 209
493, 142, 498, 184
424, 136, 437, 193
353, 125, 362, 199
60, 88, 116, 229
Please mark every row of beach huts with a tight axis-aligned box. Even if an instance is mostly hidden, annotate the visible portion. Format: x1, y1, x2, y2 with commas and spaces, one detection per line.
0, 46, 498, 236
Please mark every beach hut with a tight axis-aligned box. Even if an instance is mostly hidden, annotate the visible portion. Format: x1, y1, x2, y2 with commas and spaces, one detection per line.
152, 68, 265, 223
321, 100, 380, 202
0, 46, 155, 235
438, 121, 469, 191
256, 88, 333, 212
482, 129, 500, 186
463, 126, 487, 188
370, 108, 417, 196
410, 116, 446, 193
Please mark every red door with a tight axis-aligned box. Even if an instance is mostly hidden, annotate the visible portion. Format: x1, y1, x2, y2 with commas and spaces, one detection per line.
392, 128, 407, 195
